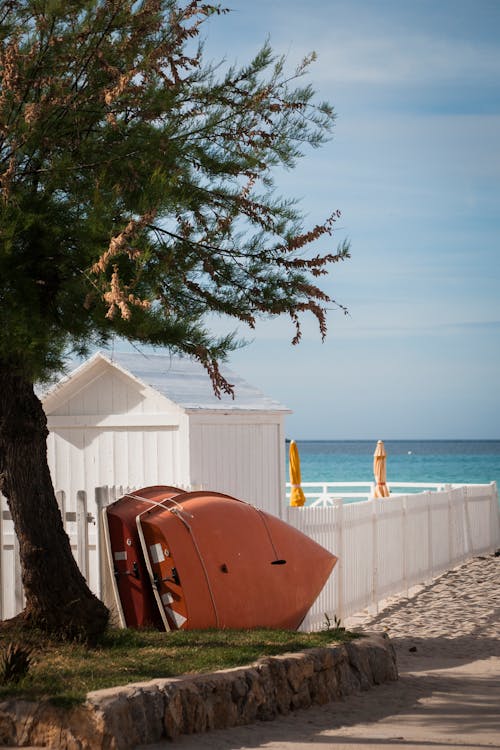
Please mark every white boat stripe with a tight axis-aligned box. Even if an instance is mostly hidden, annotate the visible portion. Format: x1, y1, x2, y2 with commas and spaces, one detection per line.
149, 542, 165, 563
165, 607, 187, 628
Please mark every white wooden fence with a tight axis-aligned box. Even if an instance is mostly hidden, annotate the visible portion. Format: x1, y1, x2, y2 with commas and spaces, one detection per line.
285, 480, 460, 505
1, 482, 499, 628
285, 482, 500, 630
0, 486, 116, 620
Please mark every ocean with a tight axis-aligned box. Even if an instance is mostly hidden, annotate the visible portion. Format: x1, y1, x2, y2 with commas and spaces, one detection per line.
288, 440, 500, 499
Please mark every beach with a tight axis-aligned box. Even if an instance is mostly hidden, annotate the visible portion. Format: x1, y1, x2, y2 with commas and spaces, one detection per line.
141, 551, 500, 749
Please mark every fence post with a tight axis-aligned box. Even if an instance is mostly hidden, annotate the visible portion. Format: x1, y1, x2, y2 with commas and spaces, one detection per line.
490, 482, 500, 550
76, 491, 89, 581
333, 497, 344, 622
402, 495, 408, 597
370, 497, 379, 615
95, 486, 109, 600
13, 532, 24, 615
463, 485, 472, 557
427, 491, 434, 582
55, 490, 66, 526
447, 488, 453, 565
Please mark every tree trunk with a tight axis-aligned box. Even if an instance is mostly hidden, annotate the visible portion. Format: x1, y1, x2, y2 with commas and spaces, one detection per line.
0, 364, 109, 642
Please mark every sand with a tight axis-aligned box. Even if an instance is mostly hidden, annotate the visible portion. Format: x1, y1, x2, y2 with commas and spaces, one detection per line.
140, 551, 500, 749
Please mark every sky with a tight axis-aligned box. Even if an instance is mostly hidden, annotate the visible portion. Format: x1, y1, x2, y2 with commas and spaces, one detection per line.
185, 0, 500, 441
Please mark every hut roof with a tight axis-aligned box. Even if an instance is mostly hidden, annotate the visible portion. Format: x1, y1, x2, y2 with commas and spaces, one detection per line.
42, 351, 290, 413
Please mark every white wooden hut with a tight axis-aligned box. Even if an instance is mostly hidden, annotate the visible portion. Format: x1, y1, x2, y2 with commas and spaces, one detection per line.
42, 351, 291, 520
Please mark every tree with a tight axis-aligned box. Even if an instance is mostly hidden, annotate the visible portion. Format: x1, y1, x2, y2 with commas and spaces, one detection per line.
0, 0, 349, 641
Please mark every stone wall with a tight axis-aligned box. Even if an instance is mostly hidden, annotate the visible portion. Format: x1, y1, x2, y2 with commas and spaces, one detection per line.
0, 633, 397, 749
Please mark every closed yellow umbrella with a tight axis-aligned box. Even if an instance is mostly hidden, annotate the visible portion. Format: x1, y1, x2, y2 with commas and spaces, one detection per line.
289, 440, 306, 507
373, 440, 390, 498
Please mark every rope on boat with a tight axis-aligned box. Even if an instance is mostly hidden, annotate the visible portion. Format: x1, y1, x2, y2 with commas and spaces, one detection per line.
254, 508, 286, 564
124, 493, 194, 518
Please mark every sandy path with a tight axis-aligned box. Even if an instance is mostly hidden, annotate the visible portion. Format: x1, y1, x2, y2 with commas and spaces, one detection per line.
141, 552, 500, 749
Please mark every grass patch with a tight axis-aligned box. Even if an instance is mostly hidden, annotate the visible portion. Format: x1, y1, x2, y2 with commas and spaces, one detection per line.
0, 624, 359, 706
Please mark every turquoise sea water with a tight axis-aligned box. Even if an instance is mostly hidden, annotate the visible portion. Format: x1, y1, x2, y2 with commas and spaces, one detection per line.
287, 440, 500, 499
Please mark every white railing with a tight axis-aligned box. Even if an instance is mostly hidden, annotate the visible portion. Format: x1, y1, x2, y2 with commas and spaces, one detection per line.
285, 481, 451, 506
285, 482, 500, 631
1, 482, 499, 628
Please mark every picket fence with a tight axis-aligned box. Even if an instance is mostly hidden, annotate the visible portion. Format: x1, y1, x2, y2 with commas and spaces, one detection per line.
1, 483, 499, 628
286, 482, 500, 630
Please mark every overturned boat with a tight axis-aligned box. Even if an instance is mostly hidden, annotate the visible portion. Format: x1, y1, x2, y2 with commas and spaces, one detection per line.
103, 486, 337, 631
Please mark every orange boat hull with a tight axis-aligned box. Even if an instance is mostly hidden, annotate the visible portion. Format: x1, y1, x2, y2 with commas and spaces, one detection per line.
103, 486, 182, 628
137, 490, 337, 631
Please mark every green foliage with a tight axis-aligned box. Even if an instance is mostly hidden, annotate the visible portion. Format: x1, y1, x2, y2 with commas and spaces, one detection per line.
0, 641, 33, 684
323, 613, 345, 633
0, 0, 349, 388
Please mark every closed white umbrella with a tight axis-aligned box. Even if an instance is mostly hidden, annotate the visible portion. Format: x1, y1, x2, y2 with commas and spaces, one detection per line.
373, 440, 390, 498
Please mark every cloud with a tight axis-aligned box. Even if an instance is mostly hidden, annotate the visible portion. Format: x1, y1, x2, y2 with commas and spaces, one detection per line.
297, 33, 500, 89
252, 0, 500, 89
